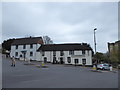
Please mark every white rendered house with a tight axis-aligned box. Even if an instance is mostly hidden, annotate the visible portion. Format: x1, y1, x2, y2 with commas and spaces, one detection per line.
37, 43, 93, 66
10, 37, 44, 61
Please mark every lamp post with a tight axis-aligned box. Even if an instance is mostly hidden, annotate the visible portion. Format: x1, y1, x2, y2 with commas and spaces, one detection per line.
94, 28, 97, 54
94, 28, 98, 64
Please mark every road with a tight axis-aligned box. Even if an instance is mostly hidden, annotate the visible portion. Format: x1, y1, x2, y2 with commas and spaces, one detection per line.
2, 57, 118, 88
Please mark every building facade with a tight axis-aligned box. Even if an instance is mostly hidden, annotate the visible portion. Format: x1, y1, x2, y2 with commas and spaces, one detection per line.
10, 37, 44, 61
108, 40, 120, 55
108, 40, 120, 63
37, 43, 93, 66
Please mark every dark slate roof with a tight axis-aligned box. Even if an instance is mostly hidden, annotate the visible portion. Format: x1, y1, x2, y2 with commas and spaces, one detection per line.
37, 43, 92, 51
11, 37, 43, 45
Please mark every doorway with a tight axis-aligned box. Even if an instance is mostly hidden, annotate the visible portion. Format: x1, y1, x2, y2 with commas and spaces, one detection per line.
74, 59, 79, 66
60, 57, 64, 64
44, 57, 47, 63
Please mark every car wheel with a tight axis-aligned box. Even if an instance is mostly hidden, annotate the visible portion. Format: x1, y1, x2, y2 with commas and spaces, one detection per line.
102, 68, 105, 70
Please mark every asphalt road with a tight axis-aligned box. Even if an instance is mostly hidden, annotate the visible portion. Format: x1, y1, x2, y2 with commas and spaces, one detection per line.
2, 57, 118, 88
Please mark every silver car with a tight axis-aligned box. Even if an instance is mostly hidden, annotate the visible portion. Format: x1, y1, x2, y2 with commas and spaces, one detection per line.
97, 63, 110, 70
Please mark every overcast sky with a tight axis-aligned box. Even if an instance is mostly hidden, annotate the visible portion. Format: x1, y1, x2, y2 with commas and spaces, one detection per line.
2, 2, 118, 53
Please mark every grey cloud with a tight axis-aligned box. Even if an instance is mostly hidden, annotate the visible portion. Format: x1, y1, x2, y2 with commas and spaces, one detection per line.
2, 2, 118, 53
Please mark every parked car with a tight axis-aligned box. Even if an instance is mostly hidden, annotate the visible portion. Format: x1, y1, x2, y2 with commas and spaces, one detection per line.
118, 64, 120, 69
97, 63, 110, 70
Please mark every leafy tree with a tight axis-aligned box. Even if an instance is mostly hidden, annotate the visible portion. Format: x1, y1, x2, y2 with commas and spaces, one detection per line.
93, 52, 110, 64
2, 38, 15, 51
109, 50, 119, 67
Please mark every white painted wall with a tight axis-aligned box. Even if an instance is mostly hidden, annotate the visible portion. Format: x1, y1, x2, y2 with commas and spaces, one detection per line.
40, 50, 92, 65
10, 44, 41, 61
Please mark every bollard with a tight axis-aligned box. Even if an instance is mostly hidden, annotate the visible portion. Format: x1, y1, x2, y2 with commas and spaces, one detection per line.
41, 62, 45, 67
92, 65, 96, 70
110, 66, 113, 71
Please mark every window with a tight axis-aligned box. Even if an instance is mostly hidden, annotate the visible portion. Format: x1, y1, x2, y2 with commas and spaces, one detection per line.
67, 57, 71, 63
16, 45, 18, 49
15, 52, 18, 56
20, 54, 22, 57
53, 51, 56, 56
30, 44, 33, 49
82, 50, 85, 55
30, 52, 33, 56
82, 59, 86, 65
69, 50, 74, 55
60, 51, 64, 56
42, 51, 45, 56
23, 45, 26, 49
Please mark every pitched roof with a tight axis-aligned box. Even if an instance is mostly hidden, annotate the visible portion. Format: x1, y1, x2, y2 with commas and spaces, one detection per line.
37, 43, 92, 51
11, 37, 43, 45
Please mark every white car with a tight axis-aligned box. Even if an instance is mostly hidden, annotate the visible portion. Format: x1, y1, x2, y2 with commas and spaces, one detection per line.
97, 63, 110, 70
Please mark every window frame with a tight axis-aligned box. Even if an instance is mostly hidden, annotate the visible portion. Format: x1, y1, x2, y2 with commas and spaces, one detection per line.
82, 50, 85, 55
82, 58, 86, 65
69, 50, 74, 55
67, 57, 71, 63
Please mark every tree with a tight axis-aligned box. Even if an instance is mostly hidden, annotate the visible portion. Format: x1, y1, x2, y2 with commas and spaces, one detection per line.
93, 52, 110, 64
109, 50, 119, 67
2, 38, 15, 52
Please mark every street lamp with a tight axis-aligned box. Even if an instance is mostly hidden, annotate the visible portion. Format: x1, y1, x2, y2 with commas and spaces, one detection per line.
94, 28, 98, 64
94, 28, 97, 54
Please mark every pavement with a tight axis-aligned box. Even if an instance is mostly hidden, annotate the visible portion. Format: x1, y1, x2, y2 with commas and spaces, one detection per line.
2, 57, 118, 88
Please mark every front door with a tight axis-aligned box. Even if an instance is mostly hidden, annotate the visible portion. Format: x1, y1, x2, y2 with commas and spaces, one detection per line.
60, 57, 64, 64
44, 57, 47, 63
74, 59, 79, 66
53, 57, 56, 64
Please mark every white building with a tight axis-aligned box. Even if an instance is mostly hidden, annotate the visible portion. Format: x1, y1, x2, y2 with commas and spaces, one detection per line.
37, 43, 93, 66
0, 44, 1, 53
10, 36, 44, 61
